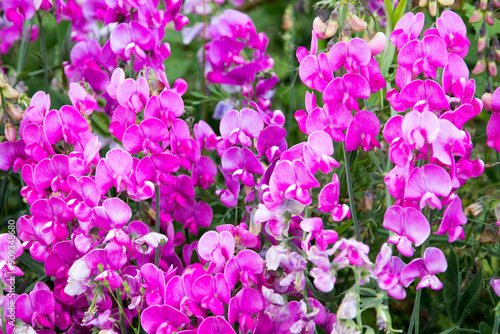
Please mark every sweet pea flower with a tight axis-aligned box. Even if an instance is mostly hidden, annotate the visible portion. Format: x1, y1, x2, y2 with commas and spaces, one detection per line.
402, 111, 440, 150
256, 125, 288, 163
225, 249, 263, 289
0, 139, 28, 172
328, 38, 372, 73
220, 108, 264, 147
436, 10, 469, 58
174, 199, 212, 236
16, 282, 55, 329
374, 244, 407, 299
31, 196, 74, 240
110, 21, 154, 63
487, 112, 500, 152
345, 110, 381, 152
158, 175, 195, 209
398, 35, 448, 78
490, 278, 500, 298
216, 169, 241, 208
390, 12, 425, 49
66, 176, 100, 223
299, 53, 333, 92
68, 83, 97, 116
141, 305, 190, 334
383, 206, 430, 257
404, 164, 452, 210
170, 119, 201, 169
44, 106, 89, 145
228, 288, 264, 332
221, 147, 264, 187
401, 247, 447, 290
34, 155, 75, 194
323, 74, 370, 112
198, 230, 235, 268
217, 224, 259, 248
300, 217, 338, 252
96, 149, 133, 195
199, 317, 237, 334
318, 174, 350, 222
0, 233, 23, 284
192, 156, 217, 189
144, 90, 185, 128
269, 160, 320, 206
17, 215, 55, 262
303, 130, 339, 174
435, 196, 467, 242
332, 238, 371, 268
296, 31, 318, 63
305, 103, 354, 142
194, 120, 219, 152
122, 118, 169, 155
482, 87, 500, 112
116, 77, 150, 113
135, 153, 181, 187
192, 274, 231, 315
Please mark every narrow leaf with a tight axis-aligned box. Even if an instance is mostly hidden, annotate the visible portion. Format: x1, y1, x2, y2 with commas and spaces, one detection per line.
479, 322, 492, 334
443, 248, 460, 324
457, 267, 483, 325
393, 0, 408, 26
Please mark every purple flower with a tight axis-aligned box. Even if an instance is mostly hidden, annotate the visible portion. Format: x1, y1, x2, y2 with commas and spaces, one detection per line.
345, 110, 381, 152
374, 244, 407, 299
192, 156, 217, 189
122, 118, 169, 155
136, 153, 180, 187
305, 103, 353, 142
318, 174, 351, 222
174, 199, 212, 236
96, 149, 133, 195
198, 316, 236, 334
194, 120, 219, 152
435, 196, 467, 242
225, 249, 263, 289
216, 169, 241, 208
198, 230, 235, 268
145, 90, 185, 128
323, 74, 370, 112
110, 21, 154, 63
390, 12, 425, 49
300, 217, 338, 252
401, 247, 447, 290
116, 77, 150, 113
404, 164, 452, 210
398, 35, 448, 78
299, 53, 333, 92
141, 305, 190, 334
328, 38, 372, 73
256, 125, 288, 163
228, 288, 264, 332
192, 274, 231, 315
0, 233, 23, 284
220, 108, 264, 147
16, 282, 55, 329
68, 83, 97, 116
31, 196, 74, 240
383, 206, 430, 257
332, 238, 371, 267
221, 146, 264, 187
436, 11, 469, 57
44, 106, 89, 145
303, 130, 339, 174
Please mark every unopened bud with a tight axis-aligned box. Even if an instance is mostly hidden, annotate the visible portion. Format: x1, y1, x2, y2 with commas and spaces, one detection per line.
486, 2, 496, 25
5, 102, 24, 121
489, 48, 498, 77
368, 32, 386, 56
429, 0, 437, 17
472, 52, 487, 75
438, 0, 454, 5
0, 75, 5, 88
341, 22, 351, 41
4, 121, 16, 143
470, 2, 484, 23
482, 92, 493, 111
123, 281, 130, 294
2, 85, 19, 100
465, 203, 483, 217
97, 263, 105, 273
330, 8, 339, 20
376, 305, 392, 331
480, 0, 488, 10
337, 292, 357, 319
492, 38, 500, 62
346, 13, 367, 32
419, 0, 428, 6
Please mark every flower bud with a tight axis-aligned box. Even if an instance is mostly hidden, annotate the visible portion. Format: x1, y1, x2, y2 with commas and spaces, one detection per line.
0, 109, 3, 123
97, 263, 105, 273
419, 0, 428, 6
494, 0, 500, 7
2, 85, 19, 100
438, 0, 454, 5
492, 38, 500, 62
480, 0, 488, 10
465, 202, 483, 217
470, 1, 484, 23
478, 25, 487, 52
123, 281, 130, 294
5, 102, 24, 121
482, 92, 493, 110
472, 52, 487, 75
376, 305, 392, 331
330, 8, 339, 20
313, 17, 327, 38
4, 121, 16, 143
489, 48, 498, 77
313, 17, 338, 39
346, 13, 367, 32
341, 22, 351, 42
0, 75, 6, 88
429, 0, 437, 17
486, 2, 496, 25
337, 292, 358, 319
368, 32, 386, 56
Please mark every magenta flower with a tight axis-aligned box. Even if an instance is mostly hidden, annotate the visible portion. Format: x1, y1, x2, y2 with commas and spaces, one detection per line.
303, 130, 339, 174
323, 74, 370, 112
217, 224, 259, 248
110, 21, 153, 62
390, 12, 424, 49
436, 11, 469, 58
192, 156, 217, 189
395, 80, 449, 113
0, 233, 23, 284
225, 249, 263, 289
487, 112, 500, 152
401, 247, 447, 290
170, 119, 201, 170
269, 160, 320, 206
299, 53, 333, 92
228, 288, 264, 332
199, 316, 237, 334
116, 77, 150, 113
256, 125, 288, 163
345, 110, 381, 152
0, 139, 28, 172
93, 197, 131, 231
296, 31, 318, 63
123, 118, 169, 154
216, 169, 241, 207
109, 106, 137, 141
144, 90, 185, 128
68, 83, 97, 116
221, 147, 264, 187
398, 35, 448, 78
106, 68, 125, 100
435, 196, 467, 242
220, 108, 264, 147
198, 230, 235, 268
136, 153, 180, 187
194, 120, 220, 152
383, 206, 430, 257
34, 155, 74, 193
305, 103, 354, 142
159, 175, 195, 209
404, 164, 452, 210
402, 111, 440, 150
174, 199, 212, 236
96, 149, 133, 195
44, 106, 89, 145
318, 174, 350, 222
17, 215, 55, 262
332, 238, 372, 268
328, 38, 372, 73
21, 123, 55, 162
300, 217, 338, 252
491, 278, 500, 298
141, 305, 190, 334
31, 196, 74, 240
16, 282, 55, 329
192, 273, 231, 315
374, 244, 407, 299
66, 176, 100, 223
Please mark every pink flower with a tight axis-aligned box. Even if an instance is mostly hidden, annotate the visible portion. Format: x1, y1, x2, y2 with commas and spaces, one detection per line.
305, 103, 353, 142
173, 199, 212, 236
135, 153, 180, 187
398, 35, 448, 78
390, 12, 425, 49
192, 274, 231, 315
16, 282, 55, 329
192, 156, 217, 189
404, 164, 452, 210
328, 38, 372, 73
194, 120, 219, 152
199, 316, 236, 334
145, 90, 185, 128
44, 106, 89, 145
383, 206, 430, 257
110, 21, 154, 63
323, 74, 370, 112
116, 77, 150, 113
374, 244, 407, 299
318, 174, 350, 222
68, 83, 97, 116
401, 247, 447, 290
221, 147, 264, 187
122, 118, 169, 155
96, 149, 133, 195
435, 196, 467, 242
436, 11, 469, 58
141, 305, 190, 334
299, 53, 333, 92
228, 288, 264, 332
220, 108, 264, 147
198, 230, 235, 268
300, 217, 338, 252
303, 130, 339, 174
332, 238, 371, 267
345, 110, 381, 152
224, 249, 263, 289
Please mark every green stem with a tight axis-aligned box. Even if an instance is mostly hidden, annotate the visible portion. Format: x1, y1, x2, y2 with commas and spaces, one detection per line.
36, 12, 49, 93
155, 185, 160, 266
354, 269, 363, 330
492, 305, 500, 334
408, 289, 421, 334
115, 288, 128, 334
342, 143, 362, 241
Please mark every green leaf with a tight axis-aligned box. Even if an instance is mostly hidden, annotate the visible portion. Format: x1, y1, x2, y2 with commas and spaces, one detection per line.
392, 0, 408, 26
457, 267, 483, 325
384, 0, 394, 29
334, 220, 353, 235
443, 248, 460, 324
381, 41, 395, 78
438, 328, 456, 334
18, 252, 46, 276
479, 322, 493, 334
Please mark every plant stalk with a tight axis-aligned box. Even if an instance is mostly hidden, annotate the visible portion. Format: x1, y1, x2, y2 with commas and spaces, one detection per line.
155, 185, 160, 266
342, 143, 362, 241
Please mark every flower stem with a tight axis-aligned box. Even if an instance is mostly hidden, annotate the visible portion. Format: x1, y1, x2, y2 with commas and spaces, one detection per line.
155, 185, 160, 266
408, 289, 421, 334
492, 304, 500, 334
36, 12, 49, 93
342, 143, 362, 241
115, 288, 127, 334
